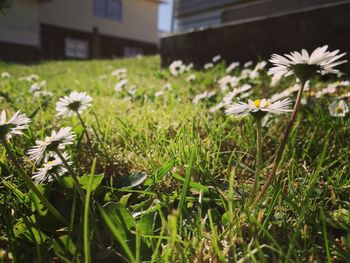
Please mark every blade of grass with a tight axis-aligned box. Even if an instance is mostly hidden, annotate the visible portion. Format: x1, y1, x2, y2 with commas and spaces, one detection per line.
97, 202, 136, 263
83, 158, 97, 263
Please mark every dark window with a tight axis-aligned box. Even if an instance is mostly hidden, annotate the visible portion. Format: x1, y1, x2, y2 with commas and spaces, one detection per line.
123, 47, 143, 58
65, 38, 89, 59
93, 0, 122, 21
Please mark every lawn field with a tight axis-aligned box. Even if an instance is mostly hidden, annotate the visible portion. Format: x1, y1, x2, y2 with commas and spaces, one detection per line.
0, 55, 350, 262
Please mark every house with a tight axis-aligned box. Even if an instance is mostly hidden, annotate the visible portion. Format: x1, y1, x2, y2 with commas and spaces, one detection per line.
162, 0, 350, 70
0, 0, 160, 62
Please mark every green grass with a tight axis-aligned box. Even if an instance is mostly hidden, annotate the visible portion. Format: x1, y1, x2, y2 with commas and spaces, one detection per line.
0, 56, 350, 262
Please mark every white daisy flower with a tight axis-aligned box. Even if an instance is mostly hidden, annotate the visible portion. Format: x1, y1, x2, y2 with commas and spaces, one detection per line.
225, 98, 292, 118
328, 100, 349, 117
212, 55, 221, 63
240, 69, 251, 78
164, 83, 172, 90
115, 79, 128, 92
209, 102, 226, 113
254, 61, 267, 71
128, 85, 138, 97
186, 74, 196, 82
30, 80, 47, 97
185, 63, 194, 72
270, 83, 301, 102
99, 74, 108, 80
339, 91, 350, 99
56, 91, 92, 117
192, 91, 216, 104
315, 83, 338, 98
268, 45, 347, 82
1, 72, 11, 79
218, 76, 239, 92
155, 90, 164, 97
239, 91, 252, 99
31, 152, 70, 184
20, 74, 39, 82
111, 68, 127, 77
222, 84, 253, 106
27, 127, 74, 164
0, 110, 30, 140
34, 90, 53, 98
244, 61, 253, 68
226, 62, 240, 73
204, 63, 214, 70
169, 60, 185, 76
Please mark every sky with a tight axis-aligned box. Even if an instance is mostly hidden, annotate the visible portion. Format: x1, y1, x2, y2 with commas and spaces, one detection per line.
158, 0, 173, 32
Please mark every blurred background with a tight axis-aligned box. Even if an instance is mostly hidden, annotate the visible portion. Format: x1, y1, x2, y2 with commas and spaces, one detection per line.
1, 0, 350, 69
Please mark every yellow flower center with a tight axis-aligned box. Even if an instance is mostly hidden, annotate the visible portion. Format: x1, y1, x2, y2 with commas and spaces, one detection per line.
335, 106, 344, 113
253, 99, 270, 108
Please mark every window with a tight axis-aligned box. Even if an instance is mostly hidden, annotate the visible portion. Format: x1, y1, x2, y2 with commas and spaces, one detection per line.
123, 47, 143, 58
65, 38, 89, 59
93, 0, 122, 21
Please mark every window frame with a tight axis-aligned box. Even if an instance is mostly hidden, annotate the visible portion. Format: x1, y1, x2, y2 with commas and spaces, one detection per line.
93, 0, 122, 22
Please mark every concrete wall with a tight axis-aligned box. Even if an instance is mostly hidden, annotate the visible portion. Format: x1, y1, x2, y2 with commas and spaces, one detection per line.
39, 0, 158, 44
0, 0, 39, 46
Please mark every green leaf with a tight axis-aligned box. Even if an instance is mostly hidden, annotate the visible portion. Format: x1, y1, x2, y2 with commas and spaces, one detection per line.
139, 212, 155, 236
29, 184, 50, 216
61, 174, 75, 189
117, 172, 147, 189
119, 193, 132, 206
79, 174, 104, 191
97, 202, 136, 263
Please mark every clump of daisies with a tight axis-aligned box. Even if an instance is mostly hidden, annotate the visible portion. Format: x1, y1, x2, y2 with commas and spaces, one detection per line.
226, 98, 292, 203
0, 110, 66, 223
30, 80, 53, 98
254, 45, 347, 205
329, 100, 349, 117
315, 81, 350, 99
27, 127, 85, 200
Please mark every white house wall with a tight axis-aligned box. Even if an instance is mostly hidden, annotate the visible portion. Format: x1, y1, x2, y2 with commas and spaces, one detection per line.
0, 0, 39, 46
39, 0, 158, 44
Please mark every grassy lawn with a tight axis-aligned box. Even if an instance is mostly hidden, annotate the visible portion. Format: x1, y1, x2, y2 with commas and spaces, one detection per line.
0, 55, 350, 262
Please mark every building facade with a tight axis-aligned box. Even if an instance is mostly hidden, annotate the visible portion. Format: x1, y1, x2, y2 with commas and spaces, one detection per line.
173, 0, 347, 32
0, 0, 160, 62
163, 0, 350, 69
